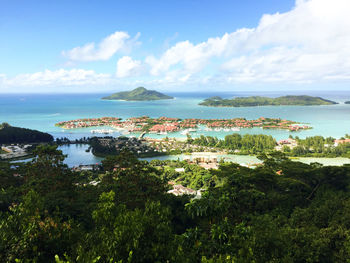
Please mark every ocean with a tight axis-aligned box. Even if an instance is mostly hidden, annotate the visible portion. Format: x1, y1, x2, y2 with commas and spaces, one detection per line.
2, 90, 350, 167
1, 90, 350, 141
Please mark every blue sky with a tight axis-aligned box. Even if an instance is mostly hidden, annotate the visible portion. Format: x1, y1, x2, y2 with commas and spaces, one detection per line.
0, 0, 349, 93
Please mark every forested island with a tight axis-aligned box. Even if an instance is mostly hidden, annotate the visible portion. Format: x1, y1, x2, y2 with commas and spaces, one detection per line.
199, 95, 338, 107
102, 87, 173, 101
0, 123, 53, 144
345, 101, 350, 104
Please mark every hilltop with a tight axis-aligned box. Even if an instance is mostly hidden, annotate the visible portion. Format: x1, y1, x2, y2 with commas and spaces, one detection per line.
0, 123, 53, 144
199, 95, 338, 107
102, 87, 173, 101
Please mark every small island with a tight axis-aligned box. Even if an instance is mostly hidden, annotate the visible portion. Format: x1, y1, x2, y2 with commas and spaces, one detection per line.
345, 101, 350, 104
102, 87, 173, 101
199, 95, 338, 107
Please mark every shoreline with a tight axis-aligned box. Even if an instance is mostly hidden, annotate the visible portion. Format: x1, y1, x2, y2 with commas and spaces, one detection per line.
7, 143, 350, 168
55, 116, 311, 132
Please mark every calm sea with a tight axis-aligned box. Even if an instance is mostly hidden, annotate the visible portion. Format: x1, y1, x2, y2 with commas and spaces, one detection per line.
1, 90, 350, 141
4, 90, 350, 166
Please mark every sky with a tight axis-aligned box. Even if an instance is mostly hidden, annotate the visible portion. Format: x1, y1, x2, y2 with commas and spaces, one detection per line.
0, 0, 349, 93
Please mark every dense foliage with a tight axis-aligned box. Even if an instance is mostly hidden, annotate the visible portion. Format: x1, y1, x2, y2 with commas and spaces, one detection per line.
188, 134, 276, 154
288, 135, 350, 157
89, 136, 160, 157
199, 95, 337, 107
0, 123, 53, 144
2, 146, 350, 262
188, 133, 350, 158
102, 87, 173, 101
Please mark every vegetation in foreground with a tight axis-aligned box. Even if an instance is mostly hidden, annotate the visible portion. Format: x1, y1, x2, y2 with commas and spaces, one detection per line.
199, 95, 337, 107
2, 145, 350, 262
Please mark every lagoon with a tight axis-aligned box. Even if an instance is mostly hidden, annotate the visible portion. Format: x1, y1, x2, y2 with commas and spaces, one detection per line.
12, 144, 350, 167
57, 144, 350, 167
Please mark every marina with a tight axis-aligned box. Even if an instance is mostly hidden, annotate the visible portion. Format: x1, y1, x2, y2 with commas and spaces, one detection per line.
56, 116, 311, 136
90, 129, 115, 134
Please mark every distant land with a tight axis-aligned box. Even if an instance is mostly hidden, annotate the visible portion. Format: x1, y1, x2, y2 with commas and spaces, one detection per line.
0, 123, 53, 144
345, 101, 350, 104
199, 95, 338, 107
102, 87, 173, 101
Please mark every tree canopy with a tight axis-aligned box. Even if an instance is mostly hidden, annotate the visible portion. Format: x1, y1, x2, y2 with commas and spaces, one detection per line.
2, 146, 350, 262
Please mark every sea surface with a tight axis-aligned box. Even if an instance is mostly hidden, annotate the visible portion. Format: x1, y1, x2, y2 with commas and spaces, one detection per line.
1, 90, 350, 140
2, 90, 350, 166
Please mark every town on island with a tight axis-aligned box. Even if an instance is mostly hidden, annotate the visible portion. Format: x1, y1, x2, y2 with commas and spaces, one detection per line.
55, 116, 311, 134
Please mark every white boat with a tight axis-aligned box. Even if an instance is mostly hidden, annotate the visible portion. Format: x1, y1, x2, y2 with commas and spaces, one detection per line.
91, 129, 114, 134
231, 127, 240, 131
158, 131, 168, 135
223, 128, 230, 132
180, 129, 189, 135
188, 128, 197, 132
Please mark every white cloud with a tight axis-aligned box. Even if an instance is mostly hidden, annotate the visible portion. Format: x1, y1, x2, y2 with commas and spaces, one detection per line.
116, 56, 142, 78
2, 69, 111, 88
146, 33, 232, 76
221, 0, 350, 83
62, 31, 140, 62
146, 0, 350, 84
3, 0, 350, 92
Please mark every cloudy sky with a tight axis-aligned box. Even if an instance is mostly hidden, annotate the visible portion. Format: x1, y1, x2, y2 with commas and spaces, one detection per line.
0, 0, 349, 93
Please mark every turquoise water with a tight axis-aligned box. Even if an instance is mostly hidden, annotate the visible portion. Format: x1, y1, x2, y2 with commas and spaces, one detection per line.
3, 91, 350, 166
1, 91, 350, 141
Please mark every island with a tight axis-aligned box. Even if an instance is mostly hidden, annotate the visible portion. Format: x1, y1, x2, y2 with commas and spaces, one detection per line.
345, 101, 350, 104
102, 87, 173, 101
56, 116, 311, 133
199, 95, 338, 107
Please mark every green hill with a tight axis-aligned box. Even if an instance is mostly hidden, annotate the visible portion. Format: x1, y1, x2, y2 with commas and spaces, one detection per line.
0, 123, 53, 144
102, 87, 173, 101
199, 95, 338, 107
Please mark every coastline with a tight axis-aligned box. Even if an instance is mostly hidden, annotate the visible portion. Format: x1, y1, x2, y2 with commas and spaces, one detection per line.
7, 143, 350, 168
3, 92, 350, 141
